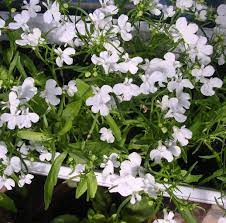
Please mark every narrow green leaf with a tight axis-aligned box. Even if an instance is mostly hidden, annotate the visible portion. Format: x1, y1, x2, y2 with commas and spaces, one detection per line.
76, 177, 88, 199
58, 120, 73, 136
8, 51, 19, 75
50, 214, 79, 223
62, 100, 82, 121
87, 172, 97, 199
76, 79, 92, 100
21, 53, 38, 75
178, 208, 198, 223
44, 152, 67, 210
105, 115, 122, 142
0, 193, 17, 213
17, 130, 49, 142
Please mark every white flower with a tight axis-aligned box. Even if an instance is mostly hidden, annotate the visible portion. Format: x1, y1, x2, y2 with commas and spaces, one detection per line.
17, 107, 39, 129
43, 1, 61, 24
0, 18, 5, 36
153, 210, 177, 223
176, 0, 193, 11
58, 22, 76, 44
0, 176, 15, 190
159, 95, 187, 123
86, 85, 113, 116
100, 153, 120, 177
18, 174, 34, 187
16, 28, 44, 47
172, 126, 192, 146
3, 156, 22, 176
109, 175, 144, 202
192, 65, 215, 82
91, 51, 119, 74
99, 127, 115, 143
149, 0, 163, 16
200, 78, 223, 96
166, 140, 181, 158
188, 36, 213, 65
9, 10, 30, 31
150, 142, 174, 163
54, 47, 76, 67
116, 14, 132, 41
99, 0, 118, 15
12, 77, 37, 103
113, 78, 140, 102
116, 53, 143, 75
0, 141, 7, 160
39, 151, 60, 161
177, 92, 191, 110
40, 79, 62, 106
218, 52, 226, 66
1, 109, 21, 130
63, 80, 77, 97
172, 17, 198, 45
120, 152, 144, 177
162, 5, 175, 19
218, 217, 226, 223
22, 0, 41, 18
216, 4, 226, 28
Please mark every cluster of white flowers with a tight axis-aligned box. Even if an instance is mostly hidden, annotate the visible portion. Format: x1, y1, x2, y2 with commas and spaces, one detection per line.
153, 209, 177, 223
100, 152, 164, 204
0, 141, 34, 190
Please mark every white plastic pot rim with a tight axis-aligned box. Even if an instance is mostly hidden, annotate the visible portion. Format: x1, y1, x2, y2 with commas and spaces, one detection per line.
25, 161, 226, 208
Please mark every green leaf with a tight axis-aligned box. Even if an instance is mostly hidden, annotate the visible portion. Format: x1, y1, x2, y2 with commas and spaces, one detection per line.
58, 120, 73, 136
20, 54, 38, 75
87, 172, 97, 200
17, 130, 50, 142
184, 174, 202, 183
76, 177, 88, 199
8, 51, 19, 75
105, 115, 122, 142
62, 100, 82, 121
178, 208, 198, 223
50, 215, 79, 223
0, 193, 17, 213
76, 79, 92, 100
44, 152, 67, 210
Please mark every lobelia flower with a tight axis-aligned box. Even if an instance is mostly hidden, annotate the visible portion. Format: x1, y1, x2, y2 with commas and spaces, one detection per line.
99, 127, 115, 143
12, 77, 37, 103
91, 51, 119, 74
150, 142, 174, 163
153, 210, 177, 223
218, 217, 226, 223
171, 17, 198, 45
216, 4, 226, 29
39, 151, 60, 162
43, 1, 61, 24
0, 176, 15, 190
176, 0, 193, 11
192, 65, 215, 82
172, 126, 192, 146
130, 0, 141, 5
18, 174, 34, 187
0, 141, 7, 160
165, 140, 181, 158
100, 153, 120, 177
17, 107, 39, 129
22, 0, 41, 18
120, 152, 144, 177
0, 18, 5, 36
3, 156, 22, 176
162, 5, 175, 19
200, 78, 223, 96
54, 47, 76, 67
113, 78, 140, 102
116, 53, 143, 75
16, 28, 44, 48
149, 0, 163, 16
63, 80, 77, 97
115, 14, 132, 41
188, 36, 213, 65
99, 0, 118, 15
1, 109, 21, 130
177, 92, 191, 110
58, 22, 76, 44
40, 79, 62, 106
86, 85, 113, 116
9, 10, 30, 31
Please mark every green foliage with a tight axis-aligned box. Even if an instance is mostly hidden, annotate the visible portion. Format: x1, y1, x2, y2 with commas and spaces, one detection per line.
0, 193, 17, 213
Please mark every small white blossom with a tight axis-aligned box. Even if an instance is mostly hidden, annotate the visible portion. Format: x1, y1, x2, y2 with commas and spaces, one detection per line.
218, 217, 226, 223
200, 78, 223, 96
166, 141, 181, 158
216, 4, 226, 28
9, 10, 30, 31
113, 78, 140, 101
162, 5, 175, 19
172, 126, 192, 146
39, 151, 60, 162
153, 210, 177, 223
40, 79, 62, 106
99, 0, 118, 15
0, 176, 15, 190
16, 28, 44, 47
54, 47, 76, 67
192, 65, 215, 82
63, 80, 77, 97
86, 85, 113, 116
0, 18, 5, 36
0, 141, 7, 160
43, 1, 61, 24
99, 127, 115, 143
116, 14, 132, 41
18, 174, 34, 187
3, 156, 22, 176
150, 142, 174, 163
176, 0, 193, 11
22, 0, 41, 18
58, 22, 76, 44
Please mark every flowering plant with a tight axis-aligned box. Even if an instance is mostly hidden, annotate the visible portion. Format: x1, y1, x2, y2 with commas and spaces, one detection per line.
0, 0, 226, 221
